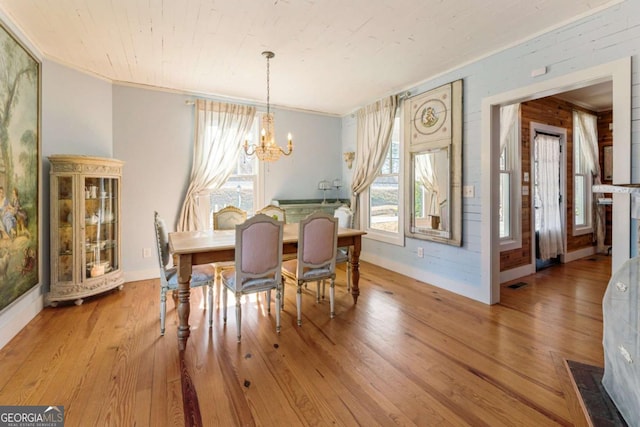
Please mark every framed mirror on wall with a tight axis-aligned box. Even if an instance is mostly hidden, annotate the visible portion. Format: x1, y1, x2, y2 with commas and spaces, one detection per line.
405, 79, 462, 246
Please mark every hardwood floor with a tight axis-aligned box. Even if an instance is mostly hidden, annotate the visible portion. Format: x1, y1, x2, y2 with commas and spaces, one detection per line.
0, 255, 611, 426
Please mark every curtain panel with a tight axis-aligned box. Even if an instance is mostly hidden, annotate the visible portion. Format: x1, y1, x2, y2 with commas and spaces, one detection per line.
535, 134, 565, 260
178, 100, 256, 231
350, 95, 398, 228
574, 110, 605, 252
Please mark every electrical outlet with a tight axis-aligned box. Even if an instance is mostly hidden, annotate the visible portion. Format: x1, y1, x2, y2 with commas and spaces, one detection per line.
462, 185, 474, 198
143, 248, 152, 258
417, 247, 424, 258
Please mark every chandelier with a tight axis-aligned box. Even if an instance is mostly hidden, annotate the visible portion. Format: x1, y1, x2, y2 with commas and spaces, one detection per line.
244, 51, 293, 162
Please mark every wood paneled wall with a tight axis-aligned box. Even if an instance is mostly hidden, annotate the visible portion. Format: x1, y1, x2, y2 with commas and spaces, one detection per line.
500, 97, 611, 271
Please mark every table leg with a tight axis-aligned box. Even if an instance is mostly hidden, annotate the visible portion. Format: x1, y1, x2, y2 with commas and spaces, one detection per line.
350, 236, 361, 304
177, 253, 192, 351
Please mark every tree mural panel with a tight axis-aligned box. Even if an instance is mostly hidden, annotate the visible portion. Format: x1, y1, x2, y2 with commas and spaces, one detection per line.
0, 20, 39, 312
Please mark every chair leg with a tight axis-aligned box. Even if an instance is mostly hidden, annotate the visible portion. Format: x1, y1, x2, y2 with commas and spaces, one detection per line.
347, 262, 351, 292
330, 278, 335, 319
296, 285, 303, 326
276, 286, 282, 333
208, 285, 213, 328
171, 289, 178, 306
235, 297, 242, 341
160, 288, 167, 335
222, 286, 228, 323
316, 281, 321, 303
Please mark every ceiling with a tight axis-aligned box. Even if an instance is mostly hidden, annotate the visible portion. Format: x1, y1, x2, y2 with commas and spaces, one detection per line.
0, 0, 620, 116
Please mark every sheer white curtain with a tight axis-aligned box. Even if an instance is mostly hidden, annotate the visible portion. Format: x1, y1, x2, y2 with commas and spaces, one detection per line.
535, 134, 564, 260
575, 110, 605, 252
415, 153, 439, 216
178, 100, 255, 231
350, 95, 398, 228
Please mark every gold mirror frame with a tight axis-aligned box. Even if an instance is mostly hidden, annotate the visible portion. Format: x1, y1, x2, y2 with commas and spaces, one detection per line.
404, 80, 462, 246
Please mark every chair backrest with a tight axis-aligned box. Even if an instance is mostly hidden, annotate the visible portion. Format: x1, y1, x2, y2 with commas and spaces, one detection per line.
257, 204, 287, 222
234, 214, 284, 290
213, 205, 247, 230
297, 212, 338, 277
153, 211, 171, 283
333, 205, 353, 228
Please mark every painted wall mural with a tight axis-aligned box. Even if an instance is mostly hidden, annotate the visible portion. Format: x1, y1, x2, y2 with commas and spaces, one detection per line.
0, 19, 40, 312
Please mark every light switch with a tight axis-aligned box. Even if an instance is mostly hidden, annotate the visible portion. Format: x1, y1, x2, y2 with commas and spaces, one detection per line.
522, 185, 529, 196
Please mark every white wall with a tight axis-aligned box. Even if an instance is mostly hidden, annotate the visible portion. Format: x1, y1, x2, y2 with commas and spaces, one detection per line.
344, 0, 640, 303
112, 85, 342, 281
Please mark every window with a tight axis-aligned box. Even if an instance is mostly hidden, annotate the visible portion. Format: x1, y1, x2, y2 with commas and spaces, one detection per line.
499, 104, 521, 250
363, 115, 403, 244
573, 111, 593, 234
201, 117, 261, 228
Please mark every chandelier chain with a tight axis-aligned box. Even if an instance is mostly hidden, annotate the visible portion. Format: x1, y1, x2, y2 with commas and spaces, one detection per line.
266, 54, 270, 116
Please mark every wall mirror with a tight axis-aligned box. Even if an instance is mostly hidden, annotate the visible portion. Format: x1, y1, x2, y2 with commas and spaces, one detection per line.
411, 147, 451, 237
405, 80, 462, 246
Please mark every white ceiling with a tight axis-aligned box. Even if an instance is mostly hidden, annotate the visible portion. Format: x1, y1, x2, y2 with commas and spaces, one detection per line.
0, 0, 620, 116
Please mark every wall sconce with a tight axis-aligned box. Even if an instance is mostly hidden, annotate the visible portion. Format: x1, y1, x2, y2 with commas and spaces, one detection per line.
343, 151, 355, 169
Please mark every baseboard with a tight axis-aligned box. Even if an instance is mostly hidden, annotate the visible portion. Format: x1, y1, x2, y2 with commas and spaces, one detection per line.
360, 251, 489, 304
124, 268, 158, 283
0, 285, 44, 350
500, 263, 535, 284
562, 246, 596, 263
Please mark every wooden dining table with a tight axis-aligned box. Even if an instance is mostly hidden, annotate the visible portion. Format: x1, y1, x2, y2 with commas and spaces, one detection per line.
169, 223, 366, 351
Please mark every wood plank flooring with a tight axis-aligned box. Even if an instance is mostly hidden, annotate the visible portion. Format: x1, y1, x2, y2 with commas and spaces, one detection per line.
0, 255, 611, 426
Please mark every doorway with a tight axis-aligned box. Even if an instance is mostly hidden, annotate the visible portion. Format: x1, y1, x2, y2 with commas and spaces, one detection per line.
531, 125, 566, 270
482, 57, 631, 304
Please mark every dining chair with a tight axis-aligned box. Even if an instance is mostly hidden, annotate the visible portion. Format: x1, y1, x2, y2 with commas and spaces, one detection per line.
154, 211, 215, 335
220, 214, 284, 341
212, 206, 247, 313
281, 212, 338, 326
257, 204, 295, 264
257, 204, 287, 222
333, 205, 353, 291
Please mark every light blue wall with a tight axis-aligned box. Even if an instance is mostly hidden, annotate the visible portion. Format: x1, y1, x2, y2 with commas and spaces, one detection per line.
343, 0, 640, 301
112, 85, 342, 279
41, 60, 113, 288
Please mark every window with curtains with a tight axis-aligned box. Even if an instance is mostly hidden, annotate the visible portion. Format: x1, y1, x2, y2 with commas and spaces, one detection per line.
499, 104, 521, 250
362, 115, 402, 243
201, 117, 260, 228
573, 113, 593, 234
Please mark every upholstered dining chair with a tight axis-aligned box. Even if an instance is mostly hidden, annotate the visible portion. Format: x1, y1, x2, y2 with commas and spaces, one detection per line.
154, 211, 215, 335
257, 204, 294, 264
212, 206, 248, 313
257, 204, 287, 222
281, 212, 338, 326
333, 205, 353, 292
220, 214, 284, 341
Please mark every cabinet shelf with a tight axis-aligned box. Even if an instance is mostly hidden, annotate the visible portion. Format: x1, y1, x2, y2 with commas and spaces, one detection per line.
48, 155, 124, 306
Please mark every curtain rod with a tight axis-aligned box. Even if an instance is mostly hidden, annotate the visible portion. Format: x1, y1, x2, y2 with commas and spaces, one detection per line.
534, 130, 561, 138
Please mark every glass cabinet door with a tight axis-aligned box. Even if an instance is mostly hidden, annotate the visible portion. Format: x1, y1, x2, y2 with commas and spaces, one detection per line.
56, 176, 74, 283
83, 177, 119, 280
